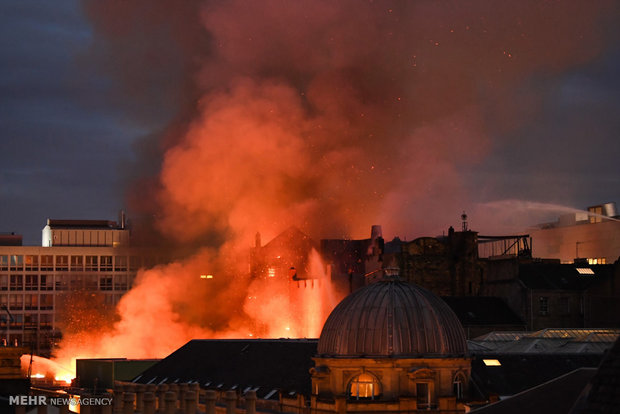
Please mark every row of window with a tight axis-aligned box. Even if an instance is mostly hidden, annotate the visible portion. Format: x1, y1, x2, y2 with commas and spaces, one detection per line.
0, 254, 151, 272
347, 371, 466, 406
0, 274, 133, 291
0, 292, 124, 311
0, 313, 53, 329
539, 296, 579, 315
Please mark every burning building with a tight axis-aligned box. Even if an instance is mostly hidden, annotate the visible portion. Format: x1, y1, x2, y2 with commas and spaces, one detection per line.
0, 216, 163, 360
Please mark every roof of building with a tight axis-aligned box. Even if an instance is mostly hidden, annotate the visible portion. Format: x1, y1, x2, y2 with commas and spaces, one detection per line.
470, 329, 620, 355
0, 233, 22, 246
45, 219, 122, 230
317, 279, 467, 357
442, 297, 525, 326
518, 263, 614, 290
471, 367, 596, 414
132, 339, 317, 397
570, 334, 620, 413
471, 354, 602, 398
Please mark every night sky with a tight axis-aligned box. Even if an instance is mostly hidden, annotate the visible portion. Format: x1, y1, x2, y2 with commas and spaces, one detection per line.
1, 0, 619, 245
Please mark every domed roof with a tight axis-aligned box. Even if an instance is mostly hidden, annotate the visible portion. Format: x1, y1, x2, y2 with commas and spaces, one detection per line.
317, 279, 467, 357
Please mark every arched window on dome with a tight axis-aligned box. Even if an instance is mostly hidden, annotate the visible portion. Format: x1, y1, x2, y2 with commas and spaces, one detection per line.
453, 372, 466, 400
349, 372, 381, 400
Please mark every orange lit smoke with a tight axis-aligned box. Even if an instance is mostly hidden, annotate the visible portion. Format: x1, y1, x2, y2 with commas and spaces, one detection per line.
50, 247, 340, 379
48, 0, 618, 381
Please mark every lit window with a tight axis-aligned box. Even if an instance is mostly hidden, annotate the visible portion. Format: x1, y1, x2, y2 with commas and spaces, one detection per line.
349, 373, 381, 400
24, 255, 38, 271
268, 267, 276, 278
576, 268, 595, 275
483, 359, 501, 366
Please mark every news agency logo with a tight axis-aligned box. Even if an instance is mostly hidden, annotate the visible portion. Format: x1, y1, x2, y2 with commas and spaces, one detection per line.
9, 395, 113, 406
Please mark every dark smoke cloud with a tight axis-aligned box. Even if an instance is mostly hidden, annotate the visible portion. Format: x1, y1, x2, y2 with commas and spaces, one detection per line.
81, 0, 618, 243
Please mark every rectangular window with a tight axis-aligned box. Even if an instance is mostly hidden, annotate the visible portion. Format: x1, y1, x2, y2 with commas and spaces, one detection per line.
70, 256, 84, 271
55, 275, 68, 291
25, 275, 38, 291
39, 274, 52, 291
24, 255, 38, 271
99, 275, 113, 291
24, 294, 38, 310
588, 206, 603, 223
114, 256, 128, 272
40, 314, 52, 329
24, 313, 37, 329
9, 255, 23, 271
0, 275, 7, 291
40, 294, 53, 310
85, 256, 98, 271
55, 255, 68, 271
11, 313, 23, 330
9, 294, 23, 310
40, 255, 53, 271
114, 275, 128, 291
416, 383, 430, 409
100, 256, 113, 271
539, 296, 549, 315
0, 256, 8, 271
10, 275, 23, 291
0, 296, 6, 328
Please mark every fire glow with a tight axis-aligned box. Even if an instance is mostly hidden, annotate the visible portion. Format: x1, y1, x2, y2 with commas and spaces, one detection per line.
47, 247, 340, 380
43, 0, 618, 382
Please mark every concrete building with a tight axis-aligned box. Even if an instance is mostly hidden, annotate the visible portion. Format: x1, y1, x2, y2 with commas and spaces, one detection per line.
529, 202, 620, 264
0, 218, 152, 356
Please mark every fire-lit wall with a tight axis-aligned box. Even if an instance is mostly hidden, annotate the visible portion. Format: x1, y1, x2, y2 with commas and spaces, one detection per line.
0, 244, 151, 356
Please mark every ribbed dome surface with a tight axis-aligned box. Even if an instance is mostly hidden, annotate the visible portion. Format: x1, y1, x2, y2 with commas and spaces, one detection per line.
317, 280, 467, 357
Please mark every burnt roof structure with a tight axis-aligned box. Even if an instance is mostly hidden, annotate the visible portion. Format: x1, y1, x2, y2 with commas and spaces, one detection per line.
317, 279, 467, 357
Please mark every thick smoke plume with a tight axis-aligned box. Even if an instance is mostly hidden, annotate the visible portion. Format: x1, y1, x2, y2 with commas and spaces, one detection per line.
49, 0, 618, 369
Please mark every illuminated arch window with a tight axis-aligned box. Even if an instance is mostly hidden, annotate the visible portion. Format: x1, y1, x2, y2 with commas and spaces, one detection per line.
349, 372, 381, 400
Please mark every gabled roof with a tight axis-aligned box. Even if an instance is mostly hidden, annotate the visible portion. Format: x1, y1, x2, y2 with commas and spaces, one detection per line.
132, 339, 317, 397
518, 263, 614, 290
442, 297, 525, 326
261, 226, 317, 252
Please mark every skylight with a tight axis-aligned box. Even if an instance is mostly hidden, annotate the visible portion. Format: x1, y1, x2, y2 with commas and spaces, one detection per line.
576, 268, 595, 275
